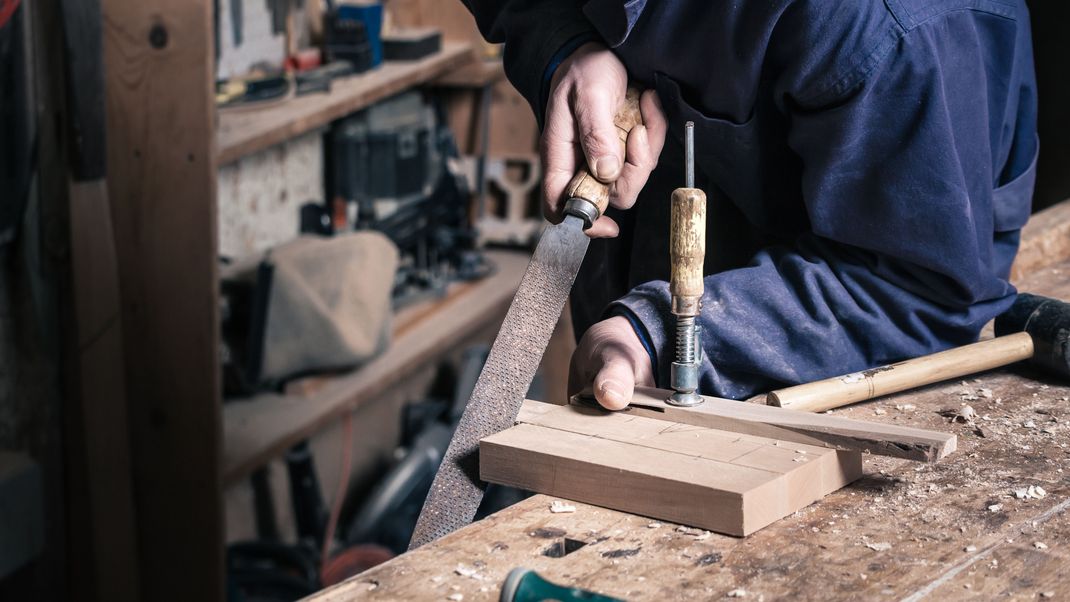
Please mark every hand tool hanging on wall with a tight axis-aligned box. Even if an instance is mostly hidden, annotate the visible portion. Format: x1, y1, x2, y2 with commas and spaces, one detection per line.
767, 293, 1070, 412
230, 0, 243, 46
667, 121, 707, 406
408, 89, 644, 549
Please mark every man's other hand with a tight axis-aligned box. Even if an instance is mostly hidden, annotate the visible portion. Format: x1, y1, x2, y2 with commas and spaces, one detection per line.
568, 316, 655, 410
543, 43, 667, 238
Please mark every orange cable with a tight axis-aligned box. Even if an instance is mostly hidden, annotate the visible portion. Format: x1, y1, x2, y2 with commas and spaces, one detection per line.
320, 412, 354, 578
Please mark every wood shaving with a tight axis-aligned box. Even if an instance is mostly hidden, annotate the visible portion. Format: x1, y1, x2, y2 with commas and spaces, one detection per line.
550, 500, 577, 513
1014, 485, 1047, 500
454, 564, 484, 581
940, 406, 977, 423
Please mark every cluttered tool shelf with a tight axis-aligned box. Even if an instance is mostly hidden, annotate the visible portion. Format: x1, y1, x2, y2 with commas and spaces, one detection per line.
222, 249, 529, 487
309, 256, 1070, 601
216, 41, 473, 165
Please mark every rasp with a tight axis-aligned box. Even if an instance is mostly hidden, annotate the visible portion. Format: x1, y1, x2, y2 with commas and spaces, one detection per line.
409, 88, 643, 549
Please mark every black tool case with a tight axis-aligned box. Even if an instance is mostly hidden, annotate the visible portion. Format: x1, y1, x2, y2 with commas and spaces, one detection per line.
327, 91, 440, 208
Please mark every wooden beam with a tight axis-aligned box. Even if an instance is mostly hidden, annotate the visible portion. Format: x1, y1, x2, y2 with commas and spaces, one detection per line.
482, 401, 861, 536
101, 0, 222, 599
580, 387, 957, 463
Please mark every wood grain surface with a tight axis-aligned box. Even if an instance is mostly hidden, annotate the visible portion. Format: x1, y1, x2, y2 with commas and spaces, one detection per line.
618, 386, 957, 463
102, 0, 222, 598
482, 401, 861, 536
307, 258, 1070, 602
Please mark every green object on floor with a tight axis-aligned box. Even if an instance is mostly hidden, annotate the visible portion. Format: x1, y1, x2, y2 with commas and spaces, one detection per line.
500, 568, 624, 602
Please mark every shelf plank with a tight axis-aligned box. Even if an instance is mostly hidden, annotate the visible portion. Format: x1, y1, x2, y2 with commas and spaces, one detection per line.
432, 58, 505, 88
217, 42, 475, 165
222, 249, 530, 486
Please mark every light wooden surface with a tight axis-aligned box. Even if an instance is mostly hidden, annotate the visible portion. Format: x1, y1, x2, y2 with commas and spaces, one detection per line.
307, 257, 1070, 601
217, 43, 474, 164
102, 0, 223, 599
621, 387, 956, 462
669, 188, 707, 303
769, 332, 1037, 412
223, 250, 529, 486
483, 401, 861, 536
1010, 199, 1070, 282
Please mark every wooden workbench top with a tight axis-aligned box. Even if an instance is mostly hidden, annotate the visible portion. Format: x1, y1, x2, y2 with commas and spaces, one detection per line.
310, 257, 1070, 601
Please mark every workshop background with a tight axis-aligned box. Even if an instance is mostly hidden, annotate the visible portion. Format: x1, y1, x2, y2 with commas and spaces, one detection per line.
0, 1, 1069, 601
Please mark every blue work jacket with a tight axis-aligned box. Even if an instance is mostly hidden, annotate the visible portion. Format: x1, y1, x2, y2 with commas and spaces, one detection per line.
464, 0, 1039, 399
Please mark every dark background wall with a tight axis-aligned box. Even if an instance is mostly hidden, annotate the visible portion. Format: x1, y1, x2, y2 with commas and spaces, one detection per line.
1030, 2, 1070, 211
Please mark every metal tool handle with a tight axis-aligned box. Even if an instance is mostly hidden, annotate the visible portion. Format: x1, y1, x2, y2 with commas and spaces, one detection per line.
563, 87, 644, 226
766, 331, 1035, 412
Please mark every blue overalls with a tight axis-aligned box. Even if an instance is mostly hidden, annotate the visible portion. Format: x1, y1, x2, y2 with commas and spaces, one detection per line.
464, 0, 1039, 399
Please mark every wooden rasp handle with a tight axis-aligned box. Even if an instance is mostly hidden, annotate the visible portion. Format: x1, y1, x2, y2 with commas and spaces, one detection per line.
670, 187, 706, 316
564, 87, 643, 219
766, 332, 1035, 412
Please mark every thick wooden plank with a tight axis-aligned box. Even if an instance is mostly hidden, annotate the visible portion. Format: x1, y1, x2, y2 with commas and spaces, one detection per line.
217, 43, 474, 164
605, 386, 957, 462
482, 402, 861, 536
102, 0, 222, 599
1011, 198, 1070, 282
223, 250, 528, 486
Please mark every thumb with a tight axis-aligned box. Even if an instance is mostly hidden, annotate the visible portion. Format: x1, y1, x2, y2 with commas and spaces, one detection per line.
573, 89, 624, 183
593, 355, 636, 411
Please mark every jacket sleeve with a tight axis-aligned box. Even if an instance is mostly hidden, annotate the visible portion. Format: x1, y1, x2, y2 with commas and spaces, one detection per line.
611, 12, 1038, 400
460, 1, 597, 119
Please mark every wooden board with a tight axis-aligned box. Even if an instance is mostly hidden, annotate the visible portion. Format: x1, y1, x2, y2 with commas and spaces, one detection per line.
223, 250, 529, 486
217, 43, 474, 164
481, 401, 862, 536
101, 0, 223, 599
599, 386, 957, 462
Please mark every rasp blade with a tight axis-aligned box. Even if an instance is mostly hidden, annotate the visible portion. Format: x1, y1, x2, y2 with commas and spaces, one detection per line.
408, 215, 590, 549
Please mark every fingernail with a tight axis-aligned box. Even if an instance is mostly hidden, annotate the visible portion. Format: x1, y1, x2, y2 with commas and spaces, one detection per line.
599, 380, 626, 407
594, 156, 620, 181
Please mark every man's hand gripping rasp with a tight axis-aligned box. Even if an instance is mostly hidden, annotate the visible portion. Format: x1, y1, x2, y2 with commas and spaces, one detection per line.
408, 88, 644, 549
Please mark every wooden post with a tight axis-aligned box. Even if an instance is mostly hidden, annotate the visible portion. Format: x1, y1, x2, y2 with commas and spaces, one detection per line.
101, 0, 222, 599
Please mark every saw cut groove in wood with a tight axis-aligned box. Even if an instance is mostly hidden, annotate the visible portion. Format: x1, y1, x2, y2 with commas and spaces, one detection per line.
481, 401, 864, 536
610, 387, 957, 462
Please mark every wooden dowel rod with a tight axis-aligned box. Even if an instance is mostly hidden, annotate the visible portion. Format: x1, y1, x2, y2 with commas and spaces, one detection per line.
767, 332, 1035, 412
